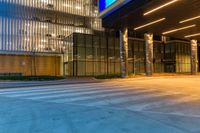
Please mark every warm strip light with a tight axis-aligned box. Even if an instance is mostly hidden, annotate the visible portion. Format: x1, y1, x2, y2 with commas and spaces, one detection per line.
162, 25, 196, 35
144, 0, 179, 16
185, 33, 200, 38
134, 18, 166, 30
180, 16, 200, 23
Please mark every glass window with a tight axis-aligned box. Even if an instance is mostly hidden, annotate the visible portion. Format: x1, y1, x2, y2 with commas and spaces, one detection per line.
139, 43, 144, 52
86, 47, 93, 60
93, 36, 99, 47
101, 48, 107, 61
86, 35, 92, 46
100, 61, 107, 75
115, 38, 119, 48
77, 34, 85, 46
86, 61, 94, 76
108, 38, 114, 48
101, 37, 107, 48
134, 41, 139, 52
77, 47, 85, 60
94, 62, 100, 75
77, 61, 86, 76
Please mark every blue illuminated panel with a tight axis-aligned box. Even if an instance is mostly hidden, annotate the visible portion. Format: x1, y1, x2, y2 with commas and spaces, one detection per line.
99, 0, 117, 12
106, 0, 116, 7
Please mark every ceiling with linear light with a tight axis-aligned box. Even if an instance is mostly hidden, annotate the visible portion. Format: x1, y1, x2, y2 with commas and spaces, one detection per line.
102, 0, 200, 40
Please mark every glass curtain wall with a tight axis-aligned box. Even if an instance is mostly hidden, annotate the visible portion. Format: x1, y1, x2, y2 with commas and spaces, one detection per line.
128, 38, 164, 74
128, 38, 145, 74
66, 33, 194, 76
164, 41, 176, 72
70, 33, 120, 76
154, 41, 164, 73
164, 40, 191, 73
175, 41, 191, 73
67, 33, 165, 76
0, 0, 103, 54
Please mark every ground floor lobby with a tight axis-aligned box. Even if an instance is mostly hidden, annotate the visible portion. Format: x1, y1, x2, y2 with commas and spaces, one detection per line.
64, 33, 199, 77
0, 33, 199, 77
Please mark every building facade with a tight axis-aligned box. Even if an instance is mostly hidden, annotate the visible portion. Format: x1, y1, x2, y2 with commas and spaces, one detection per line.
0, 0, 199, 77
0, 0, 103, 76
65, 33, 194, 77
98, 0, 200, 77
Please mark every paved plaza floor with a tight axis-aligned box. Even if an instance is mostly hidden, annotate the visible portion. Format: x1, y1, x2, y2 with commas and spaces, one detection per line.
1, 76, 200, 133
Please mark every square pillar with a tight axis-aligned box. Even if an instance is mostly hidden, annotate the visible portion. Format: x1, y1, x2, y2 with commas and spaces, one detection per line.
119, 28, 128, 78
60, 55, 64, 76
191, 40, 198, 75
144, 33, 154, 76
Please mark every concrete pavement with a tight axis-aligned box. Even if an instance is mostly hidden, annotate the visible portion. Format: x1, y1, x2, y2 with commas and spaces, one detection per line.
0, 77, 100, 89
1, 77, 200, 133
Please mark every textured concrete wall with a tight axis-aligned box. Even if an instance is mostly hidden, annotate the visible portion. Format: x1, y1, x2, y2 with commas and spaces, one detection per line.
145, 33, 154, 76
190, 40, 198, 75
119, 28, 128, 78
0, 54, 61, 76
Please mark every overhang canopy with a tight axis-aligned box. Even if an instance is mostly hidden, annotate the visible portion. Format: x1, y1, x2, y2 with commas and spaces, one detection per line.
101, 0, 200, 40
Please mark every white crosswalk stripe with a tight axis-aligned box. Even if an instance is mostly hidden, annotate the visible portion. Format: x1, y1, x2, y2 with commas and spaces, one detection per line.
48, 89, 161, 103
124, 95, 200, 111
0, 86, 123, 97
0, 83, 143, 95
0, 81, 198, 111
0, 86, 147, 98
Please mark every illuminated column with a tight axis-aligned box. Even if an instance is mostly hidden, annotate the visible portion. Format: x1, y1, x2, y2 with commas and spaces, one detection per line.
145, 33, 154, 76
119, 28, 128, 78
190, 40, 198, 75
60, 55, 64, 76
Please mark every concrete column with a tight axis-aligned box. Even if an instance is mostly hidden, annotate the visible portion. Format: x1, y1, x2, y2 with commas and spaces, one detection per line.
119, 28, 128, 78
161, 36, 167, 44
60, 55, 64, 76
144, 33, 154, 76
190, 40, 198, 75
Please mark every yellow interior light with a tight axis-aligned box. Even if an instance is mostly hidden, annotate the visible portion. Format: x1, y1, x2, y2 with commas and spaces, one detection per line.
144, 0, 179, 16
180, 16, 200, 23
162, 25, 196, 35
134, 18, 166, 31
185, 33, 200, 38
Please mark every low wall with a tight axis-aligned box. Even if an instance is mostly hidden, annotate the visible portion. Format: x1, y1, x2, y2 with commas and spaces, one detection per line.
0, 54, 61, 76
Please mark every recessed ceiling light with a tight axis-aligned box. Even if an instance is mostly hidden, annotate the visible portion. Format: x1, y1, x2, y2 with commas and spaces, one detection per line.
144, 0, 179, 16
179, 16, 200, 23
185, 33, 200, 38
162, 25, 196, 35
134, 18, 166, 30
